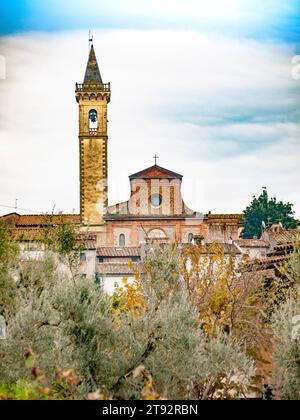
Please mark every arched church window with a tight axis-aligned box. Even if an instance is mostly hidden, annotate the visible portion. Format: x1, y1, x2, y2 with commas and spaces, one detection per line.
119, 234, 125, 247
188, 233, 193, 243
89, 109, 98, 129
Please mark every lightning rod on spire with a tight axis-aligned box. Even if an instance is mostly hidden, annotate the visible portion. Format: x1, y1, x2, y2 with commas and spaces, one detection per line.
89, 30, 93, 50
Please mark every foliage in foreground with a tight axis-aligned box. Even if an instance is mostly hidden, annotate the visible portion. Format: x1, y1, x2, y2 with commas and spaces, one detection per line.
271, 249, 300, 400
1, 219, 299, 400
0, 242, 255, 399
271, 298, 300, 400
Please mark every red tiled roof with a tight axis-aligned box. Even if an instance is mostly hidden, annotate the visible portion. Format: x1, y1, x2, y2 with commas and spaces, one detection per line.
17, 214, 80, 226
273, 242, 297, 251
1, 213, 81, 227
272, 230, 300, 243
1, 212, 20, 219
129, 164, 183, 180
97, 247, 141, 257
264, 230, 300, 248
260, 255, 290, 264
1, 213, 81, 241
235, 239, 269, 248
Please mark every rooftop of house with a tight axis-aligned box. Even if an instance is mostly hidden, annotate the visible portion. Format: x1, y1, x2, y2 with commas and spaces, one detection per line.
1, 214, 81, 242
129, 164, 183, 180
1, 213, 81, 227
234, 239, 269, 248
262, 228, 300, 249
97, 247, 141, 257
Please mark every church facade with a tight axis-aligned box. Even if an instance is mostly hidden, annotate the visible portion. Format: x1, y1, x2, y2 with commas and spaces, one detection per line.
76, 43, 242, 248
1, 43, 244, 287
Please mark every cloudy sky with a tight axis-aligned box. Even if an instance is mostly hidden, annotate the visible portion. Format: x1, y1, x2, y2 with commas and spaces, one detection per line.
0, 0, 299, 216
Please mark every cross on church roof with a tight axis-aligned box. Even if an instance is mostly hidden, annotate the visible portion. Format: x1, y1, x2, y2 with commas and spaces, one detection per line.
153, 154, 159, 165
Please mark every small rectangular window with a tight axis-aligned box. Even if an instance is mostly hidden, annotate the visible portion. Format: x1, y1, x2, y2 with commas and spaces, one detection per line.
80, 252, 86, 262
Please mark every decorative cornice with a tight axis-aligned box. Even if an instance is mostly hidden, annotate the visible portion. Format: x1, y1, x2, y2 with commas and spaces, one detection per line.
104, 214, 205, 221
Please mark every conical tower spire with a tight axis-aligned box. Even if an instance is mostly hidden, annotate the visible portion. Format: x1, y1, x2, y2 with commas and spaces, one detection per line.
84, 44, 103, 84
75, 41, 111, 225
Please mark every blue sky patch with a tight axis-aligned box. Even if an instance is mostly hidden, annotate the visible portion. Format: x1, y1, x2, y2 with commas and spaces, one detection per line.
1, 0, 299, 50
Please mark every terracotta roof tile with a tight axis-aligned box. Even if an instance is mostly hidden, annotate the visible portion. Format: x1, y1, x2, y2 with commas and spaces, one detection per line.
235, 239, 269, 248
3, 214, 81, 241
97, 247, 141, 257
264, 230, 300, 248
129, 164, 183, 180
260, 255, 290, 264
17, 214, 80, 226
0, 213, 20, 226
273, 242, 297, 251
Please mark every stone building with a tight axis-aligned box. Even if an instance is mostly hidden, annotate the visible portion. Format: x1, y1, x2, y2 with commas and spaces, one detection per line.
1, 42, 244, 286
74, 43, 242, 246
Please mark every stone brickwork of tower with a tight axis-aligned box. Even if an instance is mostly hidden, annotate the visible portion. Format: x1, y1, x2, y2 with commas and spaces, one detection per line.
75, 44, 111, 225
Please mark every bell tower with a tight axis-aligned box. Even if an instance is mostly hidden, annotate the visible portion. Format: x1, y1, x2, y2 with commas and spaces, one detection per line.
75, 42, 111, 225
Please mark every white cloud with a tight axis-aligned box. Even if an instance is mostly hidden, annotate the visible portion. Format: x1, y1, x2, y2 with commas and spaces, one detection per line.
0, 29, 299, 217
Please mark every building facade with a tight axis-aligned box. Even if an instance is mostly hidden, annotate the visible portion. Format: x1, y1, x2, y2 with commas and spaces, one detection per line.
74, 43, 242, 247
1, 42, 247, 287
